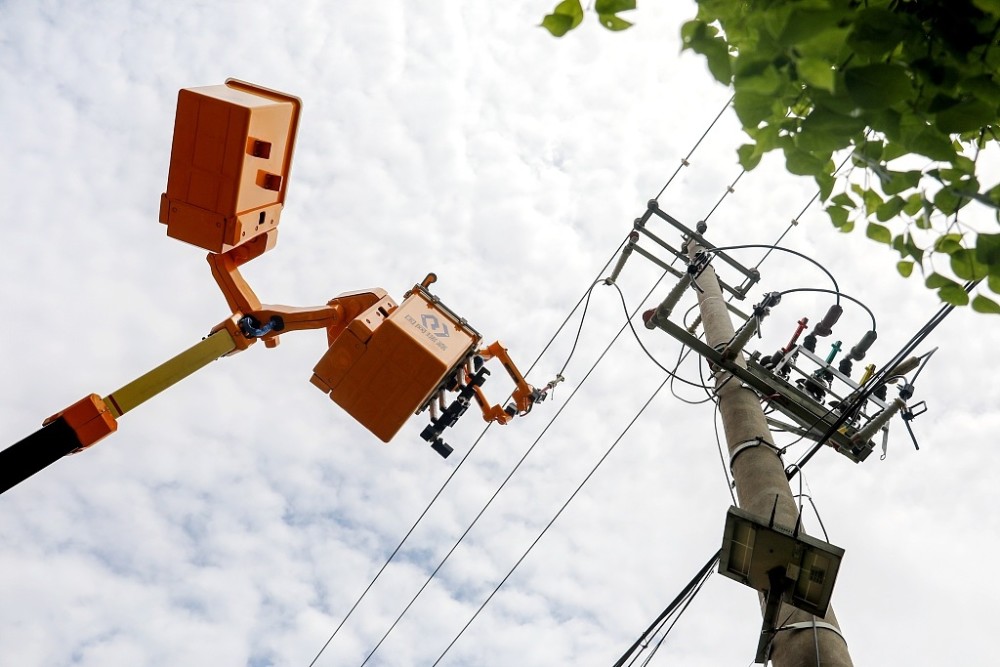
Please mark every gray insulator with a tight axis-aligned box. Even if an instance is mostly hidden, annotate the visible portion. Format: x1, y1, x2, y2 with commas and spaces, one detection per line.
849, 330, 878, 360
852, 398, 905, 443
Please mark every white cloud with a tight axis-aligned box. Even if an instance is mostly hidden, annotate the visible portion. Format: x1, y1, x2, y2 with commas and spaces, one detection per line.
2, 1, 998, 666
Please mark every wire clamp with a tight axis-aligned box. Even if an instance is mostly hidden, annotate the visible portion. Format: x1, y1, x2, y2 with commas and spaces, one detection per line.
730, 436, 781, 472
775, 621, 847, 645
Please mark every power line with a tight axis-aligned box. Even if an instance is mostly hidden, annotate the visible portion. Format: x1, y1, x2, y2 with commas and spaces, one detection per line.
654, 95, 734, 202
430, 376, 671, 666
610, 550, 721, 667
787, 280, 980, 480
304, 241, 626, 667
354, 274, 673, 666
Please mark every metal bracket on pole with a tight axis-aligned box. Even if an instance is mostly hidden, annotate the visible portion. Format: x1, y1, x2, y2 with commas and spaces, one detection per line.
775, 621, 848, 644
730, 436, 782, 473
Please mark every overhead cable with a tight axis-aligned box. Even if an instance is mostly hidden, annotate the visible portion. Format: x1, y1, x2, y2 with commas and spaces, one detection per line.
430, 377, 671, 666
304, 240, 626, 667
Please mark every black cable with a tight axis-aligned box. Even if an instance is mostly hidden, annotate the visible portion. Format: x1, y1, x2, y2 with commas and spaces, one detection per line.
752, 151, 855, 271
703, 243, 841, 304
636, 567, 714, 667
787, 280, 979, 480
305, 242, 625, 667
610, 550, 721, 667
611, 283, 714, 391
430, 377, 670, 666
703, 170, 746, 223
777, 287, 877, 331
557, 279, 603, 378
714, 403, 738, 505
654, 95, 734, 201
356, 274, 674, 666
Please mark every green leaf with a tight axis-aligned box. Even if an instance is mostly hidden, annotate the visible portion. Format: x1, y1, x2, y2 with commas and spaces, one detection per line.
935, 99, 998, 134
541, 0, 584, 37
934, 234, 964, 254
734, 62, 783, 95
796, 57, 836, 92
976, 233, 1000, 266
972, 294, 1000, 314
882, 142, 908, 162
904, 234, 924, 263
881, 169, 922, 195
847, 8, 908, 58
733, 90, 774, 127
863, 187, 884, 212
902, 193, 924, 216
830, 192, 855, 208
933, 187, 964, 215
844, 64, 913, 110
595, 0, 635, 12
926, 272, 960, 289
738, 143, 762, 170
866, 222, 892, 244
598, 13, 633, 30
684, 21, 732, 83
797, 108, 866, 151
896, 114, 958, 162
876, 196, 905, 221
826, 205, 849, 228
897, 260, 914, 277
780, 8, 851, 45
972, 0, 1000, 17
989, 273, 1000, 295
962, 74, 1000, 106
784, 147, 828, 176
541, 13, 575, 36
939, 284, 970, 306
951, 248, 989, 280
840, 220, 855, 233
815, 171, 835, 201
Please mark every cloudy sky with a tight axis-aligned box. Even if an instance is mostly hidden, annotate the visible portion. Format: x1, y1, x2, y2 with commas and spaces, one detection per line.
2, 1, 998, 666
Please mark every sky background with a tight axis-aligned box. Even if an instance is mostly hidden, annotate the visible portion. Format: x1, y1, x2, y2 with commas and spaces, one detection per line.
1, 1, 998, 666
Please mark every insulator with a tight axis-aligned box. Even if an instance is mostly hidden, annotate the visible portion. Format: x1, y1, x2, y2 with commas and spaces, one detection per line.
887, 356, 920, 378
813, 304, 844, 337
605, 231, 641, 285
803, 333, 817, 352
849, 330, 878, 361
852, 398, 905, 443
643, 273, 693, 329
838, 358, 853, 376
723, 317, 759, 360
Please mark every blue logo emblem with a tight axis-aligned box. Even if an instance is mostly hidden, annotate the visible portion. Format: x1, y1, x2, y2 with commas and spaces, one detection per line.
421, 314, 450, 337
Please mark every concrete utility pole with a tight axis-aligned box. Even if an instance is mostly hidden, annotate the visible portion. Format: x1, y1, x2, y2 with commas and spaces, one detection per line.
693, 242, 853, 666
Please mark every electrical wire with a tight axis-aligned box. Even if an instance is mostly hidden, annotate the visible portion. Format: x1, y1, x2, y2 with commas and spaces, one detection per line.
611, 282, 714, 391
787, 280, 980, 480
777, 287, 877, 331
354, 273, 674, 667
714, 402, 738, 505
751, 151, 856, 271
304, 241, 626, 667
610, 550, 721, 667
635, 567, 714, 667
654, 95, 734, 201
429, 376, 671, 666
703, 243, 841, 304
